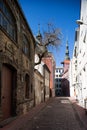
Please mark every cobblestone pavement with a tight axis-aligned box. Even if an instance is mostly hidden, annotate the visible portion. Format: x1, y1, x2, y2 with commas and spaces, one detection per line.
0, 97, 86, 130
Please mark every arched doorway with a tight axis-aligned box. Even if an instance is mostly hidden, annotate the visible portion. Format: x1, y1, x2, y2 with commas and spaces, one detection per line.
1, 64, 17, 119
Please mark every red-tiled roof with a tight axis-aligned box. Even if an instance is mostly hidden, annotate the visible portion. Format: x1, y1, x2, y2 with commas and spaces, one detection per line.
61, 60, 70, 64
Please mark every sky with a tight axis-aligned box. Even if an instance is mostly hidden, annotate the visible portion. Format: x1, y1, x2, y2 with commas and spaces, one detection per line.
19, 0, 81, 67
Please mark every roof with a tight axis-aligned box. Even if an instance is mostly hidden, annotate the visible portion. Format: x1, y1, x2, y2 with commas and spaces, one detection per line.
16, 0, 35, 43
61, 60, 70, 64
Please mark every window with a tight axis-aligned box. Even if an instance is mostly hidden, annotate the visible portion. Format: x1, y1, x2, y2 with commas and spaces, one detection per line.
56, 75, 58, 77
75, 30, 77, 41
83, 33, 86, 43
74, 47, 77, 57
56, 84, 58, 88
59, 69, 61, 73
23, 34, 30, 58
59, 79, 61, 82
59, 84, 61, 88
56, 69, 58, 73
56, 79, 58, 82
83, 67, 85, 71
31, 84, 33, 93
0, 0, 17, 41
25, 74, 30, 99
59, 74, 61, 77
75, 65, 77, 70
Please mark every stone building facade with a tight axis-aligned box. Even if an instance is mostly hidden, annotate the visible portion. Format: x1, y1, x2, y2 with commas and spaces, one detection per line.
34, 62, 50, 104
34, 54, 44, 105
0, 0, 35, 121
42, 52, 56, 97
34, 33, 50, 104
34, 69, 44, 105
43, 64, 50, 101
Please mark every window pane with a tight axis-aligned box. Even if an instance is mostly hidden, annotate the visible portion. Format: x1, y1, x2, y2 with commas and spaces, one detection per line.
23, 35, 30, 57
3, 17, 8, 30
0, 0, 17, 41
3, 2, 7, 14
0, 13, 1, 25
0, 0, 3, 10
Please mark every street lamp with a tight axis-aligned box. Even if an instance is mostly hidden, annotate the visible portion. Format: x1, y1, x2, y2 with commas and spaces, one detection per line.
76, 19, 87, 25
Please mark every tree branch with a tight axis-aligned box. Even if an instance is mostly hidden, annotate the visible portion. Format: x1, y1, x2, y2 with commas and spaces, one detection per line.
34, 50, 47, 66
34, 23, 62, 66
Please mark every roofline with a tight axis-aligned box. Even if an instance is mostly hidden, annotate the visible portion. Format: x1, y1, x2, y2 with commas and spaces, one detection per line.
16, 0, 35, 43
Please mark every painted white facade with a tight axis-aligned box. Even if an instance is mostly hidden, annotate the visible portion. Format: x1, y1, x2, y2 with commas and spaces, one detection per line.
34, 54, 44, 105
69, 28, 79, 99
35, 54, 44, 76
69, 59, 75, 97
77, 0, 87, 107
70, 0, 87, 108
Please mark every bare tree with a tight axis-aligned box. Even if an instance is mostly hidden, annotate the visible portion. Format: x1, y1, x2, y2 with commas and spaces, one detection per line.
35, 23, 62, 65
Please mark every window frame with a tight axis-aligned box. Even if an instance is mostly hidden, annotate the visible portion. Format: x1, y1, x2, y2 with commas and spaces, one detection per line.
22, 34, 30, 58
0, 0, 17, 42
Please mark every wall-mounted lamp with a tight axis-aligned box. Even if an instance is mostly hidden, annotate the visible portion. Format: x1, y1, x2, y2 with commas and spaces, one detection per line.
76, 20, 87, 25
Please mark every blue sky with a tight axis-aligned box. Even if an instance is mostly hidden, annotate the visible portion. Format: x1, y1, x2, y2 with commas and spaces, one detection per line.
19, 0, 81, 67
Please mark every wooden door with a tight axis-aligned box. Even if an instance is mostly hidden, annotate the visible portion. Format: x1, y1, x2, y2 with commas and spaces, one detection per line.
2, 64, 12, 119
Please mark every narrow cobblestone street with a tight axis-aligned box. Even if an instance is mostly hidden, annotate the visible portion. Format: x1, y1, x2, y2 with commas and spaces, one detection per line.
0, 97, 87, 130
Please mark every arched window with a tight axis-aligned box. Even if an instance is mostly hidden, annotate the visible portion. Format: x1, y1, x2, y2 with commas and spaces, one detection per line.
25, 74, 30, 99
0, 0, 17, 41
23, 34, 30, 58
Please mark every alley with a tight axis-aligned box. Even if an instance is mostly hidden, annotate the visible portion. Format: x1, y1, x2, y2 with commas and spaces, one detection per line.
1, 97, 86, 130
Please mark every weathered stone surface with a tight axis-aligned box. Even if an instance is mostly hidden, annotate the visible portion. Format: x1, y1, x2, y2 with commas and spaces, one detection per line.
0, 0, 35, 120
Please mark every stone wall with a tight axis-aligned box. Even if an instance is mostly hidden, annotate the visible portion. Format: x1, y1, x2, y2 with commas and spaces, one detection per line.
34, 70, 44, 105
0, 0, 35, 120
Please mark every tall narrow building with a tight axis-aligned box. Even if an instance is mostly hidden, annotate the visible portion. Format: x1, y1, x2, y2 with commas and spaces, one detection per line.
61, 40, 70, 96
